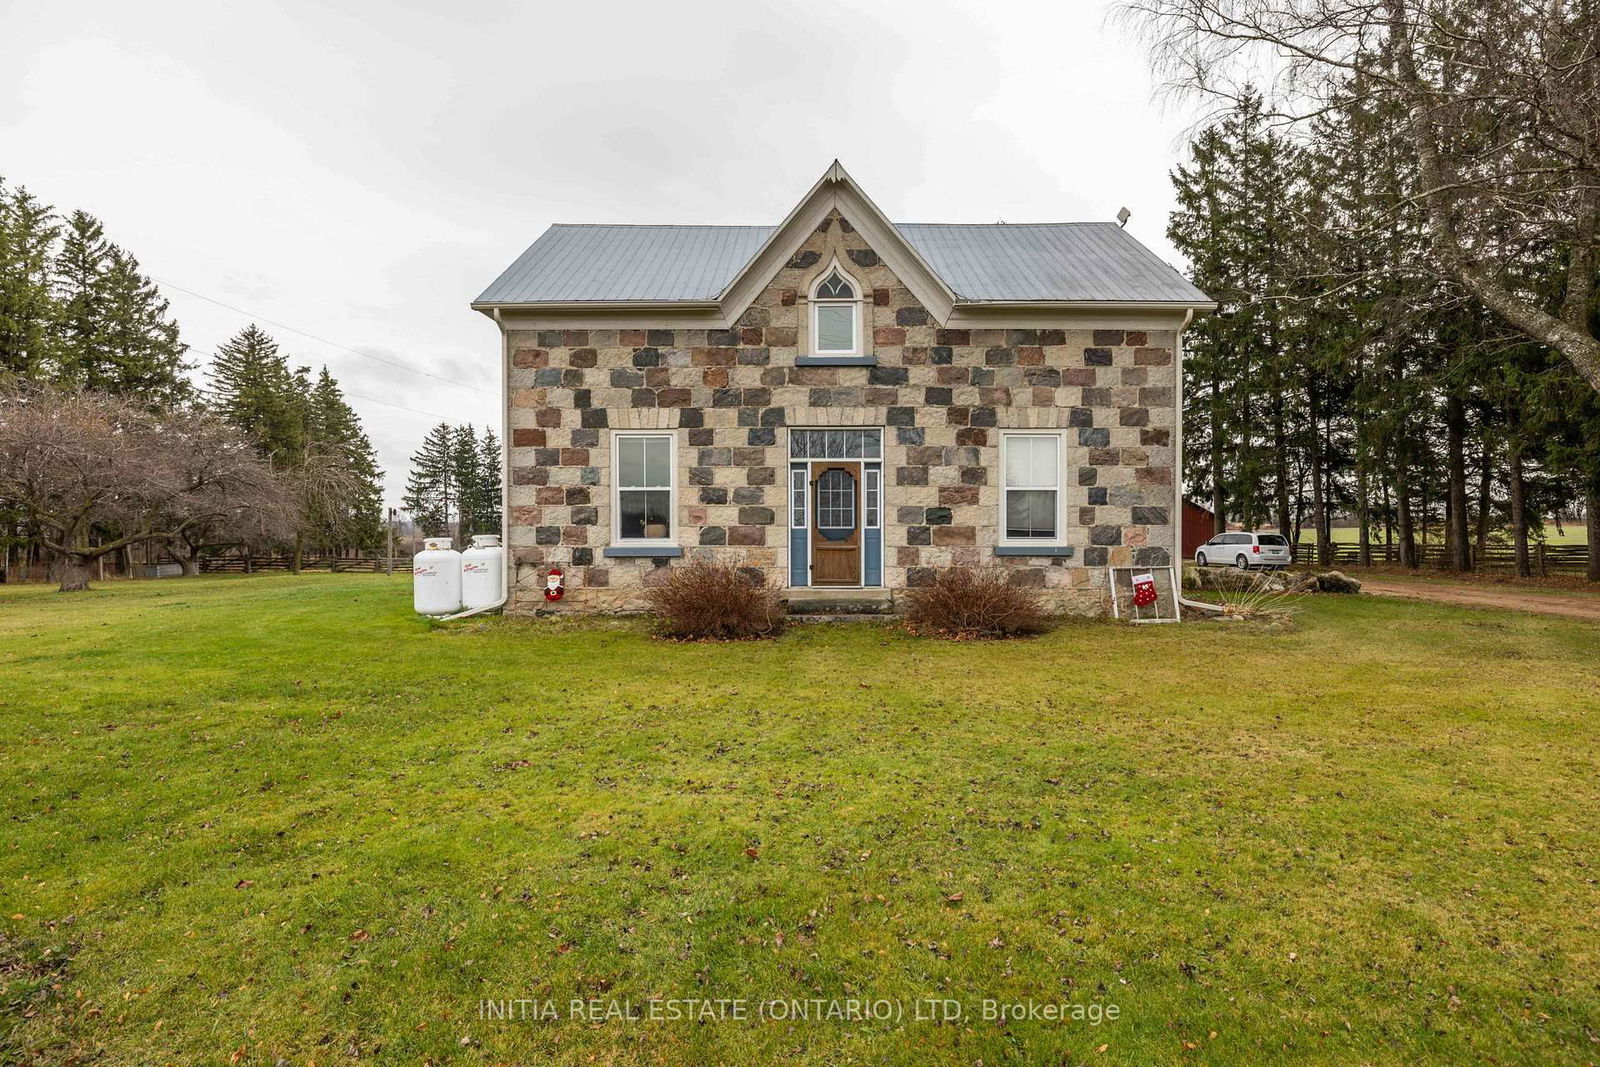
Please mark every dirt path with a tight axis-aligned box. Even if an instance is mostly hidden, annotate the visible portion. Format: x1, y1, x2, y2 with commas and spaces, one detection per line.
1360, 579, 1600, 622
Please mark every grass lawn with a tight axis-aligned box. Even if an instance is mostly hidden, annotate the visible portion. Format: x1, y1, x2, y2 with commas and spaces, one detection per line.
3, 576, 1597, 1065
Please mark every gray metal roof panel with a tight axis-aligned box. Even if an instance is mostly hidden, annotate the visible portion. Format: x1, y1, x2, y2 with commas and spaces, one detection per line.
474, 224, 775, 304
474, 221, 1210, 305
895, 222, 1211, 303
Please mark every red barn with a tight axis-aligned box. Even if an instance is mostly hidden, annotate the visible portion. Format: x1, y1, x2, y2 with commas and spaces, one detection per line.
1181, 499, 1218, 561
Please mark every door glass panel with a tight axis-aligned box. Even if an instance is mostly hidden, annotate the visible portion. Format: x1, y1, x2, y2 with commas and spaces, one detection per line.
816, 469, 855, 530
790, 468, 806, 527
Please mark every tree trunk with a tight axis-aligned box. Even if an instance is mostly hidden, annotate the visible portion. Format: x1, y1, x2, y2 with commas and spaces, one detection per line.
1357, 446, 1372, 567
1475, 433, 1493, 566
1395, 463, 1418, 569
1446, 391, 1470, 572
1419, 471, 1430, 564
291, 533, 304, 575
58, 554, 91, 592
181, 546, 201, 577
1273, 402, 1290, 539
1310, 412, 1329, 567
1507, 439, 1530, 577
1587, 483, 1599, 583
1210, 383, 1227, 536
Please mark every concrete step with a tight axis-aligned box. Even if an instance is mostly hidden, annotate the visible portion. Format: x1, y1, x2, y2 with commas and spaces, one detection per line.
784, 588, 897, 615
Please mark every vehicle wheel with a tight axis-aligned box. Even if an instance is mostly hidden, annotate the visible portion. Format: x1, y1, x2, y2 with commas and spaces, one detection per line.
1195, 552, 1208, 568
1235, 554, 1250, 570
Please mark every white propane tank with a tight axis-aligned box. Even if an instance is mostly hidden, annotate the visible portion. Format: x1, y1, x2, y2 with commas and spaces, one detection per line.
460, 534, 505, 610
413, 537, 462, 615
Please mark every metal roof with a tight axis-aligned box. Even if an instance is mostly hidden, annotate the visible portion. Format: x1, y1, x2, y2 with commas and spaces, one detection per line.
473, 221, 1209, 306
895, 223, 1210, 304
474, 225, 775, 304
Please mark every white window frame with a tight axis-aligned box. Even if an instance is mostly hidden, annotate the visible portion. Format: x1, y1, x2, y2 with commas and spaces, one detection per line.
998, 432, 1067, 546
806, 258, 865, 358
610, 431, 677, 546
864, 467, 881, 529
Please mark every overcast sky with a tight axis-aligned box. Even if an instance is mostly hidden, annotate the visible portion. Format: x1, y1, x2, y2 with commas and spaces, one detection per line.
1, 0, 1203, 506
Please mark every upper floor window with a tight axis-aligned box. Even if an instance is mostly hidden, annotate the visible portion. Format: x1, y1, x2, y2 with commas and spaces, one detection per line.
809, 261, 863, 356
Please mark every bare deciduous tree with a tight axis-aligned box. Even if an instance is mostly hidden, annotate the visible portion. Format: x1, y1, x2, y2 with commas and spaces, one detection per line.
0, 386, 284, 590
1120, 0, 1600, 392
285, 441, 365, 573
164, 419, 295, 576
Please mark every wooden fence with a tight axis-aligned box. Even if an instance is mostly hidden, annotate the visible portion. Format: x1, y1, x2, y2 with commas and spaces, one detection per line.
1307, 541, 1589, 575
197, 554, 412, 574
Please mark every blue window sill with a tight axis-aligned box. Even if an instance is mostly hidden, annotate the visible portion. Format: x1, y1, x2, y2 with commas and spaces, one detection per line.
796, 355, 877, 367
603, 545, 683, 558
994, 545, 1075, 557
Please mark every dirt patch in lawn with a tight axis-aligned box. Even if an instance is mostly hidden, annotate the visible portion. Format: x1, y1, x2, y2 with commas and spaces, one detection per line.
1361, 577, 1600, 621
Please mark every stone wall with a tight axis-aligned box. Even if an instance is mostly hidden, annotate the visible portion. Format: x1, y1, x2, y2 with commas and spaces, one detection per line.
505, 211, 1176, 614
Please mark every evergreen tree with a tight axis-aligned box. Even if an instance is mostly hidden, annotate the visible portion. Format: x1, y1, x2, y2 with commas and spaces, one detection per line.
476, 428, 502, 534
0, 180, 60, 378
51, 210, 113, 388
1169, 91, 1302, 534
307, 367, 383, 549
452, 424, 483, 539
98, 247, 190, 407
1, 183, 186, 403
207, 324, 305, 463
403, 423, 457, 541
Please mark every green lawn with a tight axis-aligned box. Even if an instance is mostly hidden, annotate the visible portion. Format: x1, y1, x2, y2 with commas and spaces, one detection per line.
2, 576, 1597, 1065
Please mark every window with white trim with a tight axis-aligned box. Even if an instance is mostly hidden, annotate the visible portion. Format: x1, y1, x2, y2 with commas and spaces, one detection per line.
864, 467, 881, 528
1000, 433, 1065, 542
809, 262, 863, 356
612, 432, 675, 543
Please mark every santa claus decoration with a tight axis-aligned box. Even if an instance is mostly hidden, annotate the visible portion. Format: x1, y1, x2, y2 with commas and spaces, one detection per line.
1131, 572, 1157, 609
543, 566, 565, 602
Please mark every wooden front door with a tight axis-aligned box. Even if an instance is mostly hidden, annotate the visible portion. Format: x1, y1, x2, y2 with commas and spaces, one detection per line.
811, 462, 861, 586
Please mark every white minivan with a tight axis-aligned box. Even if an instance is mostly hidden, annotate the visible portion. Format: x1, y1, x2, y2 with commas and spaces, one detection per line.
1195, 531, 1294, 570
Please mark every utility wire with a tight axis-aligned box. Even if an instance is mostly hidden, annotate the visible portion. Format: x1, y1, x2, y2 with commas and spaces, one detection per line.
183, 331, 475, 424
153, 276, 496, 396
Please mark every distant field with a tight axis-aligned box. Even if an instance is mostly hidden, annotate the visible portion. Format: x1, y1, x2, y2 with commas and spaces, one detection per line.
1296, 525, 1589, 546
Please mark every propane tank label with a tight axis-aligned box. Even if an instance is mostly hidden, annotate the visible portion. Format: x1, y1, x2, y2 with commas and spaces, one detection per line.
415, 564, 436, 577
463, 562, 488, 573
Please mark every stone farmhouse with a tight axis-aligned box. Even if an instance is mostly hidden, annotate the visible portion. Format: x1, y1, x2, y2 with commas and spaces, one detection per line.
472, 163, 1212, 613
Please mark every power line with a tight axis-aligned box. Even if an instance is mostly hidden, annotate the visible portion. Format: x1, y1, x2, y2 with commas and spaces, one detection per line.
153, 276, 496, 396
181, 330, 479, 425
337, 388, 464, 422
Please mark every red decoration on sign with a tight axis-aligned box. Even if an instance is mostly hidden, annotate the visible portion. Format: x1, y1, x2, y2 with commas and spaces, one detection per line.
543, 566, 565, 602
1132, 572, 1157, 608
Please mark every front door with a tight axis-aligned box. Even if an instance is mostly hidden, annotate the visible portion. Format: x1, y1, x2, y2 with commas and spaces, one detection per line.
811, 462, 861, 585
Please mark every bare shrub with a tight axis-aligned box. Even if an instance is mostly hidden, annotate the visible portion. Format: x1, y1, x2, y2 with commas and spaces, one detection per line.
902, 567, 1054, 638
644, 558, 787, 640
